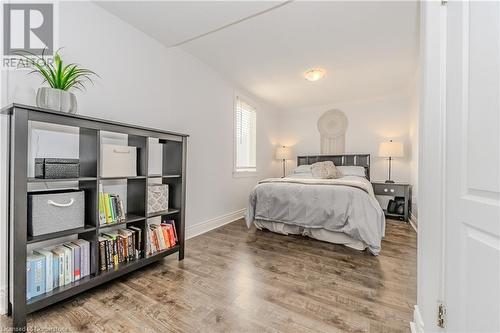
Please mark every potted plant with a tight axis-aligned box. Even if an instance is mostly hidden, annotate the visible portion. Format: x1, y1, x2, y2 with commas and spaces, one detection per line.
16, 49, 98, 114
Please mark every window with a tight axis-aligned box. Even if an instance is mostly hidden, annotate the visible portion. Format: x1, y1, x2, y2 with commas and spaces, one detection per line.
234, 96, 257, 174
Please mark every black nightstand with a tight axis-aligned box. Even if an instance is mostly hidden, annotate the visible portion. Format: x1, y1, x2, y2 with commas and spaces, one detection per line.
371, 182, 412, 222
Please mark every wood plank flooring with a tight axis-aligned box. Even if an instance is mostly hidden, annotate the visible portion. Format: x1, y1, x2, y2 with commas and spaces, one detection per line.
1, 219, 416, 333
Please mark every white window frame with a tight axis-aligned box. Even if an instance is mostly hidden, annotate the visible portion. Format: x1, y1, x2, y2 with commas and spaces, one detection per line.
233, 92, 258, 177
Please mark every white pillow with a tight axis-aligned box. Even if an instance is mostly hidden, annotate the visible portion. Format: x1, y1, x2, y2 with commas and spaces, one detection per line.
337, 166, 366, 178
311, 161, 342, 179
293, 165, 312, 174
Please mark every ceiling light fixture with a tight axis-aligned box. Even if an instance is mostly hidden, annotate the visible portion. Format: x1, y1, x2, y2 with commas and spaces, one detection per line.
304, 68, 326, 82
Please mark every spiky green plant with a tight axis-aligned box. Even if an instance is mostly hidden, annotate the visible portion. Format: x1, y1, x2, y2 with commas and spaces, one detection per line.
15, 49, 98, 92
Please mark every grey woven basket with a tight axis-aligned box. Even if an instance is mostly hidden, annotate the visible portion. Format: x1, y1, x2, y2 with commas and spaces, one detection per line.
35, 158, 80, 179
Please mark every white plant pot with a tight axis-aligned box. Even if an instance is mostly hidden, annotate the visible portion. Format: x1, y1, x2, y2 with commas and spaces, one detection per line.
36, 87, 77, 114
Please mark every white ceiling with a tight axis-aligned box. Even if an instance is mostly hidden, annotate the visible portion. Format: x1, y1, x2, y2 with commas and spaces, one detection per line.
95, 1, 285, 47
97, 1, 419, 110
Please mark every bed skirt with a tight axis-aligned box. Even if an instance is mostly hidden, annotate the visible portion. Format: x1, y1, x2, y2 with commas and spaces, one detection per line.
253, 219, 368, 252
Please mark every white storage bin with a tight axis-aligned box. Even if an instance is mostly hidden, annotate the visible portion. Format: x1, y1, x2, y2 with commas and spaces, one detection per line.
148, 142, 163, 176
100, 144, 137, 177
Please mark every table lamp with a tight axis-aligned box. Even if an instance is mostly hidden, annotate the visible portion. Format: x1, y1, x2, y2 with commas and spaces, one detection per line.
378, 140, 404, 183
276, 146, 292, 178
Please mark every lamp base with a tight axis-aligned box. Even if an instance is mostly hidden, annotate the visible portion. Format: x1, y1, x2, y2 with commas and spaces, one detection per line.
385, 180, 395, 184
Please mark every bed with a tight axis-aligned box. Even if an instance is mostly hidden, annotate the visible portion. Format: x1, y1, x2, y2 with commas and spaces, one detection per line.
245, 154, 385, 255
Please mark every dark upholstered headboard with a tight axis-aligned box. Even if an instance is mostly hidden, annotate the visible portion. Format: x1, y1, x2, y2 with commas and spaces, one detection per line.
297, 154, 371, 180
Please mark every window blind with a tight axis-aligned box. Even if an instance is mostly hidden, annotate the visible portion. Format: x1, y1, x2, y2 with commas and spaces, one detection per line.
235, 97, 257, 172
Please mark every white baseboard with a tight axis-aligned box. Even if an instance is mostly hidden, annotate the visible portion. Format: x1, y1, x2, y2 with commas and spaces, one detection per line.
186, 208, 246, 240
409, 212, 418, 233
410, 305, 425, 333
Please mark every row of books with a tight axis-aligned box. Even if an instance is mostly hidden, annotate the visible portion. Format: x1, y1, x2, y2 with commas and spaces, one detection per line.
27, 239, 90, 300
99, 227, 142, 271
147, 220, 178, 255
98, 184, 126, 225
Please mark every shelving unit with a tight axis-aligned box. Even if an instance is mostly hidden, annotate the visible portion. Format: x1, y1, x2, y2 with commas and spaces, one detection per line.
1, 103, 188, 329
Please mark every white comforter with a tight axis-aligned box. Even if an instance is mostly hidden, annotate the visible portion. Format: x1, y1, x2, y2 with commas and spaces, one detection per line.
246, 175, 385, 254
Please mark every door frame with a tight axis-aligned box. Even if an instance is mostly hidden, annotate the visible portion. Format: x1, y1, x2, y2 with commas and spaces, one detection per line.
414, 0, 447, 331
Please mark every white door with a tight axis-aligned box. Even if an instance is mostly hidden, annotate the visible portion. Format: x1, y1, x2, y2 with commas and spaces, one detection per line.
445, 0, 500, 331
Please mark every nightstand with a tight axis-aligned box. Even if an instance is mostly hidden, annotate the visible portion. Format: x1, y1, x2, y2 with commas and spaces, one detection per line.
371, 182, 412, 222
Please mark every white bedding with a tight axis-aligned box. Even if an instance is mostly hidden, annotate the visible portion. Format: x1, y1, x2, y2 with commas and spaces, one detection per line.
253, 219, 367, 251
246, 175, 385, 255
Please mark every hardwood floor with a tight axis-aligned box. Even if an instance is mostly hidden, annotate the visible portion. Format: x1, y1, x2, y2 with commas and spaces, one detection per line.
1, 219, 416, 333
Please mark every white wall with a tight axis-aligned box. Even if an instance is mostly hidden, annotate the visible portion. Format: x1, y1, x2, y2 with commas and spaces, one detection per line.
415, 1, 446, 330
408, 71, 420, 221
4, 0, 280, 225
0, 1, 280, 314
277, 94, 413, 183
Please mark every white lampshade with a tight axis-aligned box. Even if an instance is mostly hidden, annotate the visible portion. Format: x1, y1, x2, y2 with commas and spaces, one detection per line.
378, 140, 404, 158
276, 146, 292, 160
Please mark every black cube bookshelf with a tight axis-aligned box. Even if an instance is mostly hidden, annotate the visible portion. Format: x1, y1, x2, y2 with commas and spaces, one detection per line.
1, 104, 188, 329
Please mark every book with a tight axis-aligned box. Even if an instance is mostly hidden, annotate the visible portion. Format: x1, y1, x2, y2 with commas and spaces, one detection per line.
149, 225, 159, 251
98, 237, 108, 271
27, 253, 45, 299
164, 219, 178, 243
145, 228, 151, 255
113, 195, 125, 221
117, 234, 126, 263
99, 189, 127, 224
128, 226, 142, 258
127, 229, 134, 260
52, 252, 59, 288
151, 224, 166, 250
60, 245, 73, 284
51, 247, 65, 287
73, 239, 90, 278
109, 195, 116, 222
118, 229, 135, 261
104, 193, 112, 224
160, 224, 171, 248
105, 237, 113, 269
118, 229, 132, 261
102, 232, 119, 266
26, 260, 31, 300
98, 183, 107, 225
56, 245, 73, 285
34, 249, 53, 293
111, 195, 118, 222
128, 229, 136, 260
64, 242, 80, 281
118, 198, 126, 221
164, 224, 174, 246
158, 225, 167, 249
148, 227, 158, 254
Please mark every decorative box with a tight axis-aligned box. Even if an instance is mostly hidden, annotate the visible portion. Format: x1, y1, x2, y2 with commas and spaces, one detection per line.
34, 158, 80, 179
28, 190, 85, 237
148, 184, 168, 214
100, 144, 137, 177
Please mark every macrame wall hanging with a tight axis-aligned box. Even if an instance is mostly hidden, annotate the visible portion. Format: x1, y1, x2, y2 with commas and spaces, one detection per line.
317, 109, 348, 154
